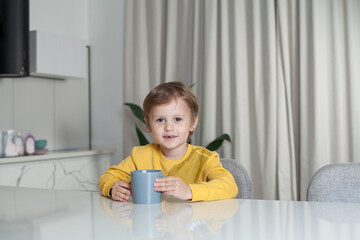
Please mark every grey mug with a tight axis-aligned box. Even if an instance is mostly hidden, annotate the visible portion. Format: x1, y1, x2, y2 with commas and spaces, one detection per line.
131, 169, 164, 204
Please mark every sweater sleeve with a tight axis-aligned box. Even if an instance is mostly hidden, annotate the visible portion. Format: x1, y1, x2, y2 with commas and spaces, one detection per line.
188, 155, 238, 202
98, 154, 136, 198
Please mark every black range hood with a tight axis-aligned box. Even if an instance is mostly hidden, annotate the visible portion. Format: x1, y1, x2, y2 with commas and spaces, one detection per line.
0, 0, 29, 77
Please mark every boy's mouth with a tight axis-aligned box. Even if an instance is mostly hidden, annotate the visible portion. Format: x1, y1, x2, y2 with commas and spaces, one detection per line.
163, 135, 177, 139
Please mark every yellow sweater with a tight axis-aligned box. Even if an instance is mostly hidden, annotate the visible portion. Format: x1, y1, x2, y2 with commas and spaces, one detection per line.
98, 143, 238, 202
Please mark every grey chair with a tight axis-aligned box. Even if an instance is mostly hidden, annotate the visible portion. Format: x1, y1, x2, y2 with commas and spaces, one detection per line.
220, 158, 252, 199
307, 163, 360, 202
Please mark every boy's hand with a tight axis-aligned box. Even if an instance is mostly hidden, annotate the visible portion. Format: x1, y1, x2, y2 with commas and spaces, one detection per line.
154, 177, 192, 201
111, 181, 132, 202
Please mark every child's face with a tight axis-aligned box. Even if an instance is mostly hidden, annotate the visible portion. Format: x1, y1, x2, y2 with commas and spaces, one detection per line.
147, 98, 198, 158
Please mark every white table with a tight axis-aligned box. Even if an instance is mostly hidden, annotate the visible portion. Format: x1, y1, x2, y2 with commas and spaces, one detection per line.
1, 186, 360, 240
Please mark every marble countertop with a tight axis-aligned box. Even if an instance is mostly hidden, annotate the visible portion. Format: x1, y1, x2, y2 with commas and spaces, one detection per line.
1, 186, 360, 240
0, 149, 115, 164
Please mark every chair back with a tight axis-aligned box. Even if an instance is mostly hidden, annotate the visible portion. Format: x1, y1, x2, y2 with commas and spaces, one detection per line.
307, 163, 360, 202
220, 158, 252, 199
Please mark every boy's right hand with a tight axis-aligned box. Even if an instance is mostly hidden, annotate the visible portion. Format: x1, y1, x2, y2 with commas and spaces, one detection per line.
111, 181, 132, 202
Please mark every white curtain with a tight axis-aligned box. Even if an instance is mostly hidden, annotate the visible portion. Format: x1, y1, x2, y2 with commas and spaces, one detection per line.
122, 0, 360, 200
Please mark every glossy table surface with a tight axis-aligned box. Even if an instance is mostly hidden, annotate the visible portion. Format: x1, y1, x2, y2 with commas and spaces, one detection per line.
1, 186, 360, 240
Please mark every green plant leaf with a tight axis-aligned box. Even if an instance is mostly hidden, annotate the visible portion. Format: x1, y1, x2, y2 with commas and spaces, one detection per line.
124, 103, 146, 124
205, 134, 231, 151
135, 125, 149, 146
188, 83, 196, 89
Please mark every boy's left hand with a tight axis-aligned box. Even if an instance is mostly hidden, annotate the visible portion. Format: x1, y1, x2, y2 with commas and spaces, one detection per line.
154, 177, 192, 201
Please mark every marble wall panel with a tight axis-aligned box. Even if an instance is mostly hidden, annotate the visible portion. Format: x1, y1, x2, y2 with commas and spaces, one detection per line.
0, 155, 111, 191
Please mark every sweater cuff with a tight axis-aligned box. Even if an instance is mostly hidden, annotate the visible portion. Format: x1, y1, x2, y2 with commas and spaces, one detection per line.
103, 181, 116, 198
188, 183, 209, 202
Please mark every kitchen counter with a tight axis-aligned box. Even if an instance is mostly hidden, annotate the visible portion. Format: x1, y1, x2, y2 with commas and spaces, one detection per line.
1, 186, 360, 240
0, 149, 114, 164
0, 149, 114, 191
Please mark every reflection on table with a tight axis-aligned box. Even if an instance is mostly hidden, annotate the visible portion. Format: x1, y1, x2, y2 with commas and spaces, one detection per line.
1, 186, 360, 240
99, 195, 238, 239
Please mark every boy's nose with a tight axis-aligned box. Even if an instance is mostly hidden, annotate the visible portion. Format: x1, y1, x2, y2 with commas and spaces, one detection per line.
165, 122, 174, 131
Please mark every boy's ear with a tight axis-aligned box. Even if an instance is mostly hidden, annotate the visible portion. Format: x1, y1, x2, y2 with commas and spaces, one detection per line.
190, 116, 198, 131
144, 118, 151, 132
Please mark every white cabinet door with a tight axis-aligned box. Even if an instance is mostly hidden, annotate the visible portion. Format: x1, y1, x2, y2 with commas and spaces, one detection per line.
30, 30, 87, 79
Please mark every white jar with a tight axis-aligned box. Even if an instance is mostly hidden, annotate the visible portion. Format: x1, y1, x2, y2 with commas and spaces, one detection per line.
25, 134, 35, 155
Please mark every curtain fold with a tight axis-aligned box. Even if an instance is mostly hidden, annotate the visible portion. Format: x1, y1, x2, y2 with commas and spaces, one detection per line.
122, 0, 360, 200
276, 0, 299, 200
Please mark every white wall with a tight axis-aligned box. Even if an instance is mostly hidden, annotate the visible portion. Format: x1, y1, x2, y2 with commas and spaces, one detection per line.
0, 0, 90, 151
1, 0, 124, 163
30, 0, 88, 41
88, 0, 125, 164
31, 0, 126, 162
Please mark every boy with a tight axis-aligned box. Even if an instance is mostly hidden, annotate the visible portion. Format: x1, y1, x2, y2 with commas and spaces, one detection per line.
99, 81, 238, 202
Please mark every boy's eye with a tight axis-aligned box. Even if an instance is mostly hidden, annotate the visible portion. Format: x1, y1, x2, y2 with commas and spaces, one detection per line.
156, 118, 165, 123
175, 117, 182, 122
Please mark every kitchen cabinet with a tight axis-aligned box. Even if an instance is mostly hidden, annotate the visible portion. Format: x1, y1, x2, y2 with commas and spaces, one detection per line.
0, 150, 113, 191
29, 30, 87, 79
